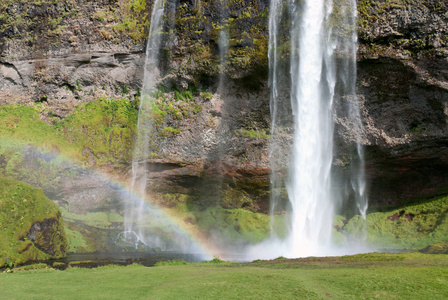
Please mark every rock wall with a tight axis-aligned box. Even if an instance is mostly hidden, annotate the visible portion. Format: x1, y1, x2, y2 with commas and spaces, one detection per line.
354, 0, 448, 206
0, 0, 447, 211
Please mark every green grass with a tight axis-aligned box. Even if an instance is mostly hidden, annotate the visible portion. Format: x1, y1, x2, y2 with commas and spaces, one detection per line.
1, 253, 448, 299
0, 105, 80, 156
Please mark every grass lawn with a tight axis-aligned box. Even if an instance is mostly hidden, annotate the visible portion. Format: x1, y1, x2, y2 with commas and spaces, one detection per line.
1, 252, 447, 299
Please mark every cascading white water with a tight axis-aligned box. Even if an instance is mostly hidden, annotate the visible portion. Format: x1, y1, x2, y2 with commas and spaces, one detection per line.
286, 0, 335, 256
260, 0, 368, 258
123, 0, 167, 247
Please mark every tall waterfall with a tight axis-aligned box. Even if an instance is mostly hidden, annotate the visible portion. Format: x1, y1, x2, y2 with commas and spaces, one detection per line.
267, 0, 367, 257
123, 0, 166, 247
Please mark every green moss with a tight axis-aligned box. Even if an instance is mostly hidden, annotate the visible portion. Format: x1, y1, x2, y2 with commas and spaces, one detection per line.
64, 227, 89, 253
60, 207, 126, 253
421, 242, 448, 254
155, 257, 225, 266
0, 177, 68, 267
61, 208, 123, 229
11, 263, 51, 273
63, 218, 120, 253
235, 129, 270, 140
157, 193, 194, 207
114, 0, 150, 42
59, 97, 138, 167
342, 194, 448, 250
161, 126, 180, 136
175, 204, 275, 244
201, 91, 213, 100
357, 0, 445, 51
221, 186, 258, 211
155, 259, 189, 266
0, 98, 138, 170
0, 105, 80, 157
135, 85, 204, 147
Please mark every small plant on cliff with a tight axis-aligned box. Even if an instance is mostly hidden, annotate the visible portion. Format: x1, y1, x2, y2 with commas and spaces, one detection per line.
114, 0, 149, 42
236, 129, 270, 140
201, 91, 213, 100
161, 126, 181, 136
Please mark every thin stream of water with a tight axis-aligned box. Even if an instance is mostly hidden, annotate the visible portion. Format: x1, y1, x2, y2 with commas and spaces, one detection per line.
124, 0, 165, 247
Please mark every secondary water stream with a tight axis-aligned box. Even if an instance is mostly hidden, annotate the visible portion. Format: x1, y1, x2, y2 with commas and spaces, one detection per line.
122, 0, 167, 249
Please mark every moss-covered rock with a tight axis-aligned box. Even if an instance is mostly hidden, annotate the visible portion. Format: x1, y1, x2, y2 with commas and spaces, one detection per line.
340, 193, 448, 251
0, 176, 68, 267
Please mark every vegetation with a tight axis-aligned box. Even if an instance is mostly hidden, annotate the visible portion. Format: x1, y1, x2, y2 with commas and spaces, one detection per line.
340, 192, 448, 251
236, 129, 270, 140
1, 253, 448, 298
173, 204, 276, 244
114, 0, 150, 42
59, 97, 138, 166
0, 177, 68, 268
0, 105, 79, 190
0, 98, 138, 172
137, 85, 204, 135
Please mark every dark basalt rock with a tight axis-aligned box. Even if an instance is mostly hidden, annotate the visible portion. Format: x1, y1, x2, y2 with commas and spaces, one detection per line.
27, 216, 68, 257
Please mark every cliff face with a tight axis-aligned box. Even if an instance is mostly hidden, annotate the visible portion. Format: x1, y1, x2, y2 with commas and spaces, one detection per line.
354, 0, 448, 206
0, 0, 447, 212
0, 0, 145, 118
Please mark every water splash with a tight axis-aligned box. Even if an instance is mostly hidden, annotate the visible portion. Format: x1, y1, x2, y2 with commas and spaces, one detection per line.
262, 0, 368, 258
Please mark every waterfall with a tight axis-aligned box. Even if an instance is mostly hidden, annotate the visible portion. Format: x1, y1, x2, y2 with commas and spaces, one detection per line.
266, 0, 367, 257
123, 0, 166, 248
286, 0, 335, 255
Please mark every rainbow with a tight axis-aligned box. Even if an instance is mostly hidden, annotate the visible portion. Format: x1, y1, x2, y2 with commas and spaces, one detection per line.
102, 174, 222, 260
0, 138, 222, 260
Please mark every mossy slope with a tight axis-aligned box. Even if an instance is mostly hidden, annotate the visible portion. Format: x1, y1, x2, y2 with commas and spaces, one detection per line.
0, 98, 137, 177
342, 193, 448, 250
0, 177, 68, 267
